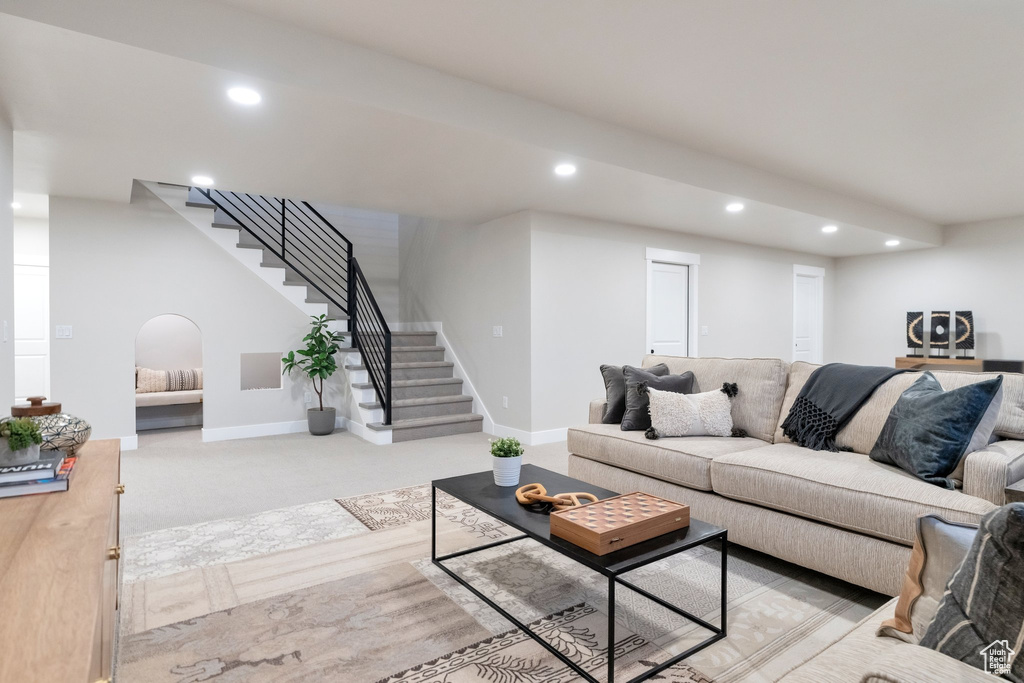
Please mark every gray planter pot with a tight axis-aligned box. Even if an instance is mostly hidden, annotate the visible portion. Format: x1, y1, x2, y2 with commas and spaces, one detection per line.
307, 408, 337, 436
0, 441, 41, 466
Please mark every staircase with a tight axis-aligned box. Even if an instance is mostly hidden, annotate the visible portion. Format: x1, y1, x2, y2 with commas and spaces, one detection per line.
151, 183, 483, 443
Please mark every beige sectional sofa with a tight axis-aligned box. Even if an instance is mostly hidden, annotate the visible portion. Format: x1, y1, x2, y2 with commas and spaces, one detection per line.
568, 356, 1024, 596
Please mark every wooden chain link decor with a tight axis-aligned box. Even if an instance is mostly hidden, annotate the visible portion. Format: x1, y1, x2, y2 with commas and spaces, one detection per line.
515, 483, 600, 511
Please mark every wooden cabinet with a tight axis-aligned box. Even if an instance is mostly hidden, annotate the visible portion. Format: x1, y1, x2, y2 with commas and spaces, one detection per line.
0, 439, 122, 683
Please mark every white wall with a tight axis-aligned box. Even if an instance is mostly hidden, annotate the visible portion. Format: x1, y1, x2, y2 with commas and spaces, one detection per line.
309, 203, 400, 322
135, 314, 202, 370
400, 212, 533, 431
0, 114, 13, 408
49, 183, 342, 442
13, 217, 49, 266
529, 212, 835, 433
833, 218, 1024, 366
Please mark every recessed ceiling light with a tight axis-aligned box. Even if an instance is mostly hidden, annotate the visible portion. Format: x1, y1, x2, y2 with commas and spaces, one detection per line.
822, 225, 838, 233
886, 239, 901, 247
726, 202, 745, 213
227, 87, 261, 106
191, 175, 214, 187
10, 202, 21, 209
554, 163, 576, 176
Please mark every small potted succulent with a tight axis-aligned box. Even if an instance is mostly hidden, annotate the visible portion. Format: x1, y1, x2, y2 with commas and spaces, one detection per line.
490, 436, 524, 486
283, 314, 345, 436
0, 417, 44, 466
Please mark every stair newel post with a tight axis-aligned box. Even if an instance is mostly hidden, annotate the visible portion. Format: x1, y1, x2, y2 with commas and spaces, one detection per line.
280, 198, 286, 258
349, 257, 358, 351
384, 329, 393, 426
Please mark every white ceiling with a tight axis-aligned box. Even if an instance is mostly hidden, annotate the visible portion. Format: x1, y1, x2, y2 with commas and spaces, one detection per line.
3, 1, 1009, 256
219, 0, 1024, 226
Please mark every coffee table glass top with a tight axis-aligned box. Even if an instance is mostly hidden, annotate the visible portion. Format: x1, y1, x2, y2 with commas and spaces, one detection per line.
433, 464, 725, 576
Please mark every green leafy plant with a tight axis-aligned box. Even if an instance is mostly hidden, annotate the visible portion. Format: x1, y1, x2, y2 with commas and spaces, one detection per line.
1, 418, 43, 451
490, 437, 524, 458
282, 314, 346, 412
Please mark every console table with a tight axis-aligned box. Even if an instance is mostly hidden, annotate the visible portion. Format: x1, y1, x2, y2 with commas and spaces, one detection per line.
0, 439, 122, 683
895, 356, 984, 372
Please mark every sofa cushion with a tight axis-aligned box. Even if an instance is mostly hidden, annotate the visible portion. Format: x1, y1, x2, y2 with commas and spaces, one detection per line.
567, 423, 767, 491
135, 389, 204, 407
711, 443, 997, 545
642, 356, 788, 443
775, 364, 1024, 452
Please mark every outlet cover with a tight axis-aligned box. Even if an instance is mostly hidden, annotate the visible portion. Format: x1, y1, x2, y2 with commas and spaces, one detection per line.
492, 325, 503, 338
502, 396, 509, 408
701, 326, 709, 336
304, 391, 312, 403
55, 325, 73, 339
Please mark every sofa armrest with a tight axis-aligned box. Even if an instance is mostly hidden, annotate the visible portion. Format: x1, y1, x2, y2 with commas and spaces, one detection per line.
963, 439, 1024, 504
589, 399, 607, 424
860, 647, 997, 683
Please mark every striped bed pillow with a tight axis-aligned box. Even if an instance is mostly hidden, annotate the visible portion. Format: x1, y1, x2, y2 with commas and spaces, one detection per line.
136, 367, 203, 393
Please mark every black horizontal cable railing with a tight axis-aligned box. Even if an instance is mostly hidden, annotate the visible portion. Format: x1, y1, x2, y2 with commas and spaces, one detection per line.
351, 257, 392, 425
196, 187, 392, 425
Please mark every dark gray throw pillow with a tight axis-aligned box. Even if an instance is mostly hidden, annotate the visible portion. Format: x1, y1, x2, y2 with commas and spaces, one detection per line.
870, 372, 1003, 488
621, 366, 695, 431
600, 363, 668, 424
920, 503, 1024, 680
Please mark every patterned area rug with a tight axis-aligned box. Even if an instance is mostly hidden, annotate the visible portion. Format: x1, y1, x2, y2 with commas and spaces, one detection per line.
118, 483, 888, 682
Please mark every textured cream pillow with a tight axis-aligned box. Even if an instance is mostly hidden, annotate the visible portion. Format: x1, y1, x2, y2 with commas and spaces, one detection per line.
645, 383, 738, 438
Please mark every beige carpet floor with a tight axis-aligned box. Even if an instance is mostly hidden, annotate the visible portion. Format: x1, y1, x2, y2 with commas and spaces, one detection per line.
121, 428, 571, 535
117, 484, 887, 682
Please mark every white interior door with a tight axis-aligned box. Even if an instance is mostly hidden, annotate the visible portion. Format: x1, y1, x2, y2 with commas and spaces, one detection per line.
14, 265, 50, 400
647, 261, 689, 356
793, 270, 823, 364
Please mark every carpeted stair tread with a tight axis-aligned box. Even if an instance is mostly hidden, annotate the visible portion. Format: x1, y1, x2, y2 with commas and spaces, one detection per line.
351, 377, 463, 390
358, 395, 472, 410
348, 361, 453, 372
366, 413, 484, 432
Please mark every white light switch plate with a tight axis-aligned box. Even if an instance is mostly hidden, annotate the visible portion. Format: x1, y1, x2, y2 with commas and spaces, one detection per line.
55, 325, 73, 339
492, 326, 503, 338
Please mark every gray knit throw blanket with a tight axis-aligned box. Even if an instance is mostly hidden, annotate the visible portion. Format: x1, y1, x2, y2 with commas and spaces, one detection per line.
781, 363, 907, 452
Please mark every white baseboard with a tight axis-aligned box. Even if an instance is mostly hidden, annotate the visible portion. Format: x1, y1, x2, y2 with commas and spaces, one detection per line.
340, 417, 392, 445
121, 435, 139, 451
202, 419, 310, 442
487, 424, 567, 446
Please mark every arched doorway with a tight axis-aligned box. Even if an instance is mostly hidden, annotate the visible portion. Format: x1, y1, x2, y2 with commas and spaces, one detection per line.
134, 314, 203, 432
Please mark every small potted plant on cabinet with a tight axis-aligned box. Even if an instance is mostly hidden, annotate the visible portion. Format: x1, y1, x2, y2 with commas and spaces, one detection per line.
490, 436, 524, 486
0, 417, 44, 466
283, 314, 345, 436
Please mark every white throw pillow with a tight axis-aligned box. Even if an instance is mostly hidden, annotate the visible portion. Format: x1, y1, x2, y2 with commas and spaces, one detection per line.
645, 383, 739, 438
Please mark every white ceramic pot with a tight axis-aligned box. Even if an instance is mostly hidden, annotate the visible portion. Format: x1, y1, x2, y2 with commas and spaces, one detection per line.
492, 454, 522, 487
0, 441, 41, 467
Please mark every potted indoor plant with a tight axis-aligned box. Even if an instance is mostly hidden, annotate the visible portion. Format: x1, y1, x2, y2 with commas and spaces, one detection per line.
282, 314, 345, 436
0, 417, 44, 466
490, 436, 524, 486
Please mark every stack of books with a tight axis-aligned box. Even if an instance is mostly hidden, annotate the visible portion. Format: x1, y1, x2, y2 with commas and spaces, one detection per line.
0, 452, 78, 499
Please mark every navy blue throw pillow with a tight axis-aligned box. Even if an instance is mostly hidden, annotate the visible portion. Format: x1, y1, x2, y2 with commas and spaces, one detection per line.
870, 372, 1003, 488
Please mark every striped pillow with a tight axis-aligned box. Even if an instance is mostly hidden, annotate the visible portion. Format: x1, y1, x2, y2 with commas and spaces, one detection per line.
136, 367, 203, 393
920, 503, 1024, 678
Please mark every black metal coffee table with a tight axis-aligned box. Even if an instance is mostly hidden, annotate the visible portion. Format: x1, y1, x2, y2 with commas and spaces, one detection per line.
431, 464, 727, 683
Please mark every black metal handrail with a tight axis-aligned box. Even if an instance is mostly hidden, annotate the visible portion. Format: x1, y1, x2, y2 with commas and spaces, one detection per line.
195, 187, 392, 425
350, 257, 392, 425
